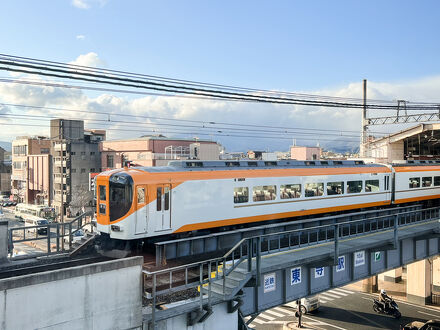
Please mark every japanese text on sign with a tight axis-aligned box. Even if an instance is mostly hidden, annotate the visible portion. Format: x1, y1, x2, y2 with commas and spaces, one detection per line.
264, 273, 276, 293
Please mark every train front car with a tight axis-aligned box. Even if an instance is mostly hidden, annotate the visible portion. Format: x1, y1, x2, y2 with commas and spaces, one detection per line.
96, 169, 135, 241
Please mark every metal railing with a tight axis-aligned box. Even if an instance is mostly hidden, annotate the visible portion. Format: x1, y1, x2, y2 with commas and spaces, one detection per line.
143, 206, 440, 326
8, 211, 94, 258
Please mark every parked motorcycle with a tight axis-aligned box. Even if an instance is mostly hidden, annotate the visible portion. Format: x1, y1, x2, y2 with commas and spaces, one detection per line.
373, 298, 401, 319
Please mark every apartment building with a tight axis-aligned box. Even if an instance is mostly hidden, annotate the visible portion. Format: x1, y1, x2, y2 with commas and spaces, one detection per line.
50, 119, 105, 217
99, 135, 221, 169
11, 136, 51, 203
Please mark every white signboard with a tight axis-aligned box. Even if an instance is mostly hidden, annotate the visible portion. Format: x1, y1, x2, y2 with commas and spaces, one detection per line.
264, 273, 276, 293
314, 267, 324, 278
354, 250, 365, 267
336, 256, 345, 272
291, 267, 301, 285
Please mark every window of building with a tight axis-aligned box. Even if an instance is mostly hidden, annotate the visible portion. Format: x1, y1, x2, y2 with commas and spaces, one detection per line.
347, 181, 362, 193
71, 168, 76, 173
280, 184, 301, 199
327, 182, 344, 195
234, 187, 249, 203
81, 151, 86, 156
40, 148, 50, 154
107, 155, 114, 168
253, 185, 276, 202
422, 177, 432, 187
409, 177, 420, 188
71, 152, 76, 155
13, 145, 27, 156
305, 183, 324, 197
90, 168, 95, 172
137, 187, 145, 204
365, 180, 380, 192
434, 176, 440, 186
81, 168, 86, 173
90, 151, 95, 155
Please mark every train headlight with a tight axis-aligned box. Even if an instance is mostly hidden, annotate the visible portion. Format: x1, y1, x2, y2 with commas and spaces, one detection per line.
111, 225, 123, 232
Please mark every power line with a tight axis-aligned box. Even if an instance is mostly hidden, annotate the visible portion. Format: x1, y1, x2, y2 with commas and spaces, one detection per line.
1, 54, 439, 110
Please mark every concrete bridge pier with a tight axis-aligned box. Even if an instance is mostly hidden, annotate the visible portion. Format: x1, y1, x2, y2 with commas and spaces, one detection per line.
379, 268, 402, 283
407, 259, 432, 305
361, 275, 378, 293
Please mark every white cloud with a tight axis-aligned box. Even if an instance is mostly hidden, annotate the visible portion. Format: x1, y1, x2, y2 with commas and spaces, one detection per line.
71, 0, 108, 9
69, 52, 104, 68
76, 35, 86, 40
1, 74, 440, 151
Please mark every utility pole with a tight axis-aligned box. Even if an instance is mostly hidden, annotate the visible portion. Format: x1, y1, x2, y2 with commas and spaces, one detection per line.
361, 79, 368, 157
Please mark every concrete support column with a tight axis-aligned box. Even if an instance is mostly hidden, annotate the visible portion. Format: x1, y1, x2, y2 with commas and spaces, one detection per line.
407, 259, 432, 305
0, 220, 8, 263
379, 268, 402, 283
432, 257, 440, 292
361, 275, 378, 293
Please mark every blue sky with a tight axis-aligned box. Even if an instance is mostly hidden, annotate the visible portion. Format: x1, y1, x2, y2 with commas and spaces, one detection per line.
1, 1, 440, 151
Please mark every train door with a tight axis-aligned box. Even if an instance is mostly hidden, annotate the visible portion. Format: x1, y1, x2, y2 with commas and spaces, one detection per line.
156, 184, 171, 231
135, 185, 147, 234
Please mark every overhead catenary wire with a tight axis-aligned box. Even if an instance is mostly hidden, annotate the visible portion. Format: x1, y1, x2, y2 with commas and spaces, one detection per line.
1, 54, 440, 110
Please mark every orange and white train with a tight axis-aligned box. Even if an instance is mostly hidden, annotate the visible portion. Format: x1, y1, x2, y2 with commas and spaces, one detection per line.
95, 160, 440, 241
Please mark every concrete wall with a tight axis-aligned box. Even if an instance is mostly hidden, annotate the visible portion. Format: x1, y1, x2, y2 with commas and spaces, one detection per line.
27, 154, 51, 204
0, 256, 143, 330
154, 302, 237, 330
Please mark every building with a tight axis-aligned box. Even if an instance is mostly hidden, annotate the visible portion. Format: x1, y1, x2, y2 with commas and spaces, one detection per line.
11, 136, 51, 203
0, 147, 11, 196
290, 146, 322, 160
50, 119, 105, 217
99, 136, 220, 169
367, 123, 440, 163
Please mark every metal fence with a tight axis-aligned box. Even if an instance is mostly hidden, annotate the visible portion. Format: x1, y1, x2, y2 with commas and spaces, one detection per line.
143, 206, 440, 327
8, 211, 94, 259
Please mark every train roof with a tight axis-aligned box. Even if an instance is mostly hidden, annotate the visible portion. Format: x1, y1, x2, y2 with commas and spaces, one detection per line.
130, 160, 388, 173
391, 160, 440, 167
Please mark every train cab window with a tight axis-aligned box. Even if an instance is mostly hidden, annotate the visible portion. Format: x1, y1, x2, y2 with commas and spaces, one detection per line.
422, 177, 433, 187
99, 185, 106, 201
305, 183, 324, 197
327, 182, 344, 195
157, 187, 162, 211
434, 176, 440, 186
365, 180, 380, 192
409, 177, 420, 188
253, 185, 276, 202
234, 187, 249, 203
109, 173, 133, 222
137, 187, 145, 204
280, 184, 301, 199
347, 181, 362, 194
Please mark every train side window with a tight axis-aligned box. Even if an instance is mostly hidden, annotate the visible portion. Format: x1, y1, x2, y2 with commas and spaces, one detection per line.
137, 187, 145, 204
234, 187, 249, 203
365, 180, 380, 192
422, 177, 432, 187
156, 187, 162, 211
327, 182, 344, 195
434, 176, 440, 186
253, 185, 276, 202
99, 185, 106, 201
347, 181, 362, 193
280, 184, 301, 199
164, 186, 170, 211
409, 177, 420, 188
305, 183, 324, 197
